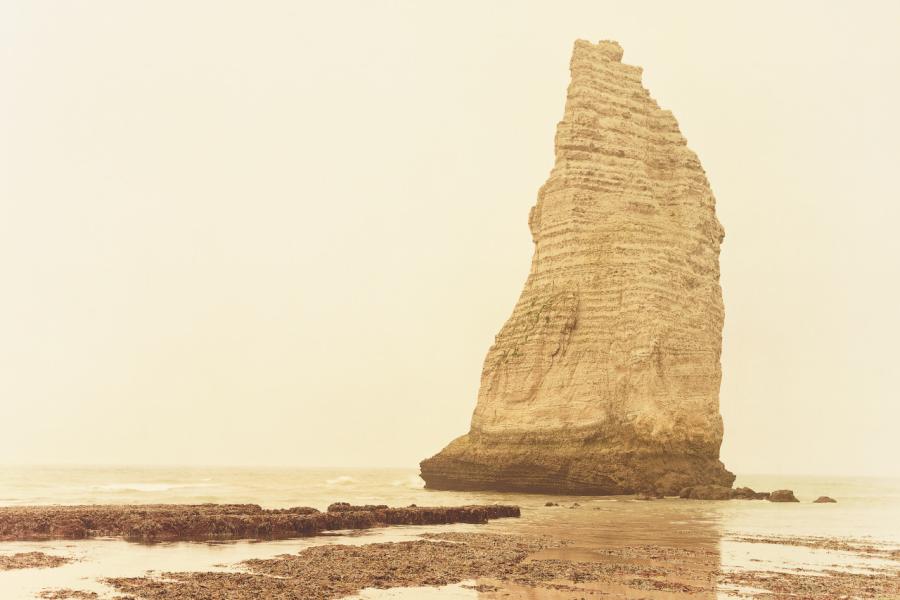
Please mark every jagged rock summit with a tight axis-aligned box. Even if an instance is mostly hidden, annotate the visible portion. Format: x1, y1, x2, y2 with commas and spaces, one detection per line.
420, 40, 734, 495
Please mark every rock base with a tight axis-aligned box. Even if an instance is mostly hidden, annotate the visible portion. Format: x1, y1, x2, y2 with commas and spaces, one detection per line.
421, 432, 734, 496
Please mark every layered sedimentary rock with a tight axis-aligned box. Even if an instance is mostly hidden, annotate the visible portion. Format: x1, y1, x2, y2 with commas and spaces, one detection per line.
421, 40, 733, 495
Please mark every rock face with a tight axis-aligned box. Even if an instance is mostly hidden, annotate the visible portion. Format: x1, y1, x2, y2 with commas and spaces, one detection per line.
420, 39, 733, 496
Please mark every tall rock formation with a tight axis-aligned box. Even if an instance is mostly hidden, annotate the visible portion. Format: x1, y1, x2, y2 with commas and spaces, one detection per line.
420, 40, 734, 495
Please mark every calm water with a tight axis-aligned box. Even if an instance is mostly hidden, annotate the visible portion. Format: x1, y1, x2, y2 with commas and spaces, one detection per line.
0, 466, 898, 599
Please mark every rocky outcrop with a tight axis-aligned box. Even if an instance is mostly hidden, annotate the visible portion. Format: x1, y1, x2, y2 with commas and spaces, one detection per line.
679, 485, 769, 500
0, 503, 520, 542
0, 552, 71, 571
731, 486, 771, 500
327, 503, 389, 512
421, 39, 732, 496
679, 485, 733, 500
813, 496, 837, 503
768, 490, 800, 503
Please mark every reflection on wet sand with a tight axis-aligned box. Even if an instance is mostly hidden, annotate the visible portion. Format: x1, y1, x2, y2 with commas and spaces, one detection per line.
484, 498, 723, 599
1, 469, 898, 599
445, 496, 898, 599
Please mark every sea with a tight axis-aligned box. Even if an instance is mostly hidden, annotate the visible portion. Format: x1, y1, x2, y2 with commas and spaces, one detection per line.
0, 466, 898, 599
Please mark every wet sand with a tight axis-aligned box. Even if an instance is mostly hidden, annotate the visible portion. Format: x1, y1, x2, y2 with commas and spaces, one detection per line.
67, 528, 899, 599
10, 500, 897, 600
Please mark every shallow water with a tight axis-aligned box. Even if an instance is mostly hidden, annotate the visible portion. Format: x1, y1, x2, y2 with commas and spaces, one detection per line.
0, 466, 897, 599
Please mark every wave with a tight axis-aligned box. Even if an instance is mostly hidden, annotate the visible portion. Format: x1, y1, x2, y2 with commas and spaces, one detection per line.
391, 475, 425, 489
325, 476, 356, 486
92, 482, 215, 493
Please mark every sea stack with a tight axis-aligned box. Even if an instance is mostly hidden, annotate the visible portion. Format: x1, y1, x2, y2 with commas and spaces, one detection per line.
421, 40, 734, 495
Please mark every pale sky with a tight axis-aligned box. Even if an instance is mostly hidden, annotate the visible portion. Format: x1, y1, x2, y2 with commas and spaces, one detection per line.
1, 1, 898, 476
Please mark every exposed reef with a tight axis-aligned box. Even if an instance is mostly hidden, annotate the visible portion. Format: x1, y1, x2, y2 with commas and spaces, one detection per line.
0, 551, 71, 571
0, 503, 519, 542
680, 485, 769, 500
37, 591, 98, 600
101, 532, 900, 600
422, 39, 732, 495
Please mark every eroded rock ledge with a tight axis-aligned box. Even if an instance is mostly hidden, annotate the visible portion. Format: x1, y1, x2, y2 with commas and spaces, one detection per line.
0, 503, 519, 542
421, 39, 732, 496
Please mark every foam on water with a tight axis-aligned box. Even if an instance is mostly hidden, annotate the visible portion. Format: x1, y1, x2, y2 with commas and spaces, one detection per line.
91, 482, 216, 493
325, 475, 357, 486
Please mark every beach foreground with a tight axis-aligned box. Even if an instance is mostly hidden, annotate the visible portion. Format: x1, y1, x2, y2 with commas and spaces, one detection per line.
101, 529, 899, 600
0, 468, 898, 599
4, 502, 899, 600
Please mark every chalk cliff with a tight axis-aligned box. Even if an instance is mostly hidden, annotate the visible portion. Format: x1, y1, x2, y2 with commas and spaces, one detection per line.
420, 40, 734, 495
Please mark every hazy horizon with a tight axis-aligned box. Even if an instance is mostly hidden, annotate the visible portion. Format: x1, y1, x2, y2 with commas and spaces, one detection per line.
2, 463, 899, 481
2, 1, 899, 477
